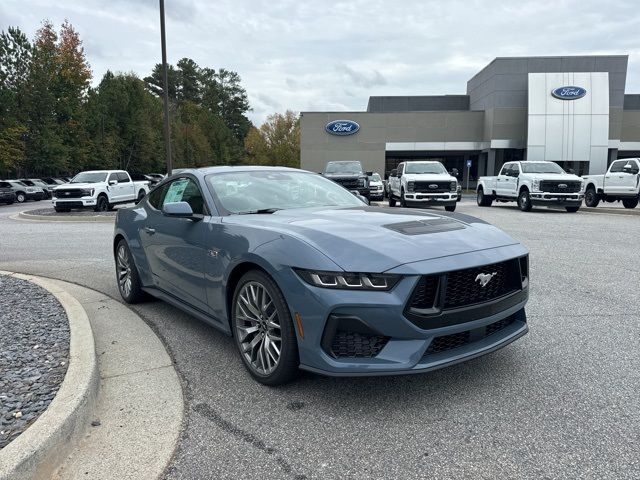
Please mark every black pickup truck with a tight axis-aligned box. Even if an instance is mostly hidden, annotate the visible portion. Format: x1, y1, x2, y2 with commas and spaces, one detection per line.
322, 161, 371, 199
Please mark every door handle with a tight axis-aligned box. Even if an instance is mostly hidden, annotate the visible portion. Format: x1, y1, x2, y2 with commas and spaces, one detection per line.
144, 227, 156, 235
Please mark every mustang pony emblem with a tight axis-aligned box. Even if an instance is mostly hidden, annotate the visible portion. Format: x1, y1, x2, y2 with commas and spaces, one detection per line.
475, 272, 497, 287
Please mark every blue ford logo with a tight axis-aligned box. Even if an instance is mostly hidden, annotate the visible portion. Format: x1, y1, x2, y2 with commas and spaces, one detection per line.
325, 119, 360, 136
551, 86, 586, 100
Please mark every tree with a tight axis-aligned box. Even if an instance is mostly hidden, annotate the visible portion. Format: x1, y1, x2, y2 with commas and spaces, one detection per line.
144, 63, 178, 101
244, 111, 300, 167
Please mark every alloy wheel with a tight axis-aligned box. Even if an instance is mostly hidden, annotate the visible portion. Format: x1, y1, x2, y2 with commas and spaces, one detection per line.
235, 281, 282, 375
116, 244, 132, 298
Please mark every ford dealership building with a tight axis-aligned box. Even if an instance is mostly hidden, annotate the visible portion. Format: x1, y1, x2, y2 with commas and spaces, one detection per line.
300, 55, 640, 183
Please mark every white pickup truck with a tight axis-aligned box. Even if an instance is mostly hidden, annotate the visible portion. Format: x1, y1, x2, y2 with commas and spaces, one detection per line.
387, 160, 458, 212
476, 161, 584, 212
582, 158, 640, 209
52, 170, 150, 212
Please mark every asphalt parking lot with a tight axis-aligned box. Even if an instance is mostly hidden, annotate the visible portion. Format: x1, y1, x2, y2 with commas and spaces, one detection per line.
1, 199, 638, 479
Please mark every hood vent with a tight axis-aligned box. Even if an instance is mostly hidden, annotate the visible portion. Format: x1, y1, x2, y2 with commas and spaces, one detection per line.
384, 218, 466, 236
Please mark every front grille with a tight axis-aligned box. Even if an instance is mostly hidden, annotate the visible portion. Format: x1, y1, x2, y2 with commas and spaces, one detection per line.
330, 331, 389, 358
424, 314, 516, 356
539, 180, 581, 193
408, 276, 439, 309
331, 178, 360, 189
53, 189, 85, 198
443, 260, 519, 309
413, 181, 451, 193
408, 259, 522, 314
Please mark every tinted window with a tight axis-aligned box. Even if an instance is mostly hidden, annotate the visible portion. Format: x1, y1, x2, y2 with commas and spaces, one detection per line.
117, 172, 130, 183
404, 162, 446, 174
108, 173, 118, 183
147, 183, 168, 210
161, 178, 205, 215
610, 161, 635, 173
0, 182, 10, 188
129, 173, 146, 181
499, 164, 511, 176
324, 161, 364, 174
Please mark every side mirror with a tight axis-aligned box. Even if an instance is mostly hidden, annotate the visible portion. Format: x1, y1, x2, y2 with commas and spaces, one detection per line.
568, 168, 576, 174
390, 169, 397, 177
162, 201, 203, 221
109, 180, 118, 186
365, 171, 373, 176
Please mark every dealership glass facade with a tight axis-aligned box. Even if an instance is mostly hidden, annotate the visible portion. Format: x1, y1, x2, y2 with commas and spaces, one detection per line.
300, 55, 640, 183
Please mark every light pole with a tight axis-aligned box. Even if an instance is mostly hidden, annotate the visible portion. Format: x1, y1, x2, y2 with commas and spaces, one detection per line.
159, 0, 172, 175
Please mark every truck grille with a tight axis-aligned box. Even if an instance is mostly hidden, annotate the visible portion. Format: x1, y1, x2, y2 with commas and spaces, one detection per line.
539, 180, 581, 193
53, 189, 85, 198
334, 179, 359, 189
408, 258, 523, 312
413, 181, 451, 193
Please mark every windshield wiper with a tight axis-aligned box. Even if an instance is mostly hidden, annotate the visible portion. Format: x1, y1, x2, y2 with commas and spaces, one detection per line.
236, 208, 282, 215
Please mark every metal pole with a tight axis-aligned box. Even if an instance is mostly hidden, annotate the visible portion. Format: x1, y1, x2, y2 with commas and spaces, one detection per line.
159, 0, 172, 175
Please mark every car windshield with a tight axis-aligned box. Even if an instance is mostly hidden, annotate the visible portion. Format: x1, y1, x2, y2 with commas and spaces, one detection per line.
521, 162, 565, 174
324, 162, 363, 175
404, 162, 446, 174
71, 172, 108, 183
207, 170, 365, 214
370, 173, 382, 182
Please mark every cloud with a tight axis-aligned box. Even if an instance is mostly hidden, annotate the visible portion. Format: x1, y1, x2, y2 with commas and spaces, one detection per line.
1, 0, 640, 124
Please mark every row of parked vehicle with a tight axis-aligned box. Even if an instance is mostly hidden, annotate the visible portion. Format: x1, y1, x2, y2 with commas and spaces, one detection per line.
319, 158, 640, 214
0, 172, 164, 209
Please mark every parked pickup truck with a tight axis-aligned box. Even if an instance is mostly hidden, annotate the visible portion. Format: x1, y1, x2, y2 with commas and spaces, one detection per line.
476, 161, 584, 212
322, 161, 371, 200
52, 170, 150, 212
582, 158, 640, 209
387, 160, 458, 211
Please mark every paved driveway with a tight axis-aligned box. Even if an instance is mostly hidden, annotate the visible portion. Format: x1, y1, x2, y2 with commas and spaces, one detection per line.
1, 200, 638, 479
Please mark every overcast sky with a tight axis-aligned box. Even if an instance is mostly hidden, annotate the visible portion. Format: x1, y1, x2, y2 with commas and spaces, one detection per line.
2, 0, 640, 124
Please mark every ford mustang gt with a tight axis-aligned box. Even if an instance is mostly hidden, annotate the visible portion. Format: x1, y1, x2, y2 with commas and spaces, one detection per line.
113, 166, 529, 385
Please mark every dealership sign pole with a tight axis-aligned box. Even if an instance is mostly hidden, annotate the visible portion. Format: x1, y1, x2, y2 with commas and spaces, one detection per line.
466, 159, 471, 192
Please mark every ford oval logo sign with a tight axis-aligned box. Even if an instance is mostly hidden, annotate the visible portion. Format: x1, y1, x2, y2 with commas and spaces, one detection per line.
325, 119, 360, 136
551, 86, 586, 100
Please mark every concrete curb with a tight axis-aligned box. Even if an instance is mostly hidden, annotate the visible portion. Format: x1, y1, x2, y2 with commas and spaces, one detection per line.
16, 210, 115, 223
0, 272, 99, 480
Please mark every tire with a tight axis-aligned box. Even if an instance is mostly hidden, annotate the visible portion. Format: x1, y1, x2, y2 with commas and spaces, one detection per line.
585, 187, 600, 208
16, 192, 26, 203
54, 207, 70, 213
445, 204, 456, 212
94, 195, 109, 212
115, 240, 146, 304
565, 206, 580, 213
388, 194, 396, 207
400, 189, 407, 207
517, 190, 532, 212
136, 190, 145, 204
622, 197, 639, 209
477, 188, 493, 207
231, 270, 299, 386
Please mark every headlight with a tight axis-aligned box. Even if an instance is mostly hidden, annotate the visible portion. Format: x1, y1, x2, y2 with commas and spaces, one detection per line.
450, 181, 457, 192
294, 269, 401, 291
81, 188, 94, 196
407, 181, 415, 192
358, 178, 365, 187
532, 179, 540, 192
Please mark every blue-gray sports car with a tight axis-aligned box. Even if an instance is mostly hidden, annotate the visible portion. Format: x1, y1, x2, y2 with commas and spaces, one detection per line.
113, 166, 529, 385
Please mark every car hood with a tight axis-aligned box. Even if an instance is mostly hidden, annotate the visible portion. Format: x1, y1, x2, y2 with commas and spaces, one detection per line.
223, 206, 519, 272
402, 173, 456, 182
525, 173, 582, 181
54, 183, 95, 189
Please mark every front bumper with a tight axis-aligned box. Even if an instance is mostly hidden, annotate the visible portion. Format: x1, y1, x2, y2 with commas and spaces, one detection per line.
403, 192, 457, 207
284, 245, 529, 376
369, 188, 384, 200
52, 197, 97, 208
530, 192, 583, 207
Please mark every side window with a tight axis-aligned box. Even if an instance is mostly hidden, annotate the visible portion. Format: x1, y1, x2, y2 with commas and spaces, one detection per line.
0, 182, 9, 188
161, 178, 206, 215
499, 164, 511, 176
108, 173, 118, 183
511, 164, 520, 176
609, 161, 626, 173
117, 172, 130, 183
147, 183, 168, 210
